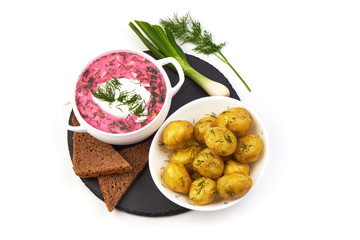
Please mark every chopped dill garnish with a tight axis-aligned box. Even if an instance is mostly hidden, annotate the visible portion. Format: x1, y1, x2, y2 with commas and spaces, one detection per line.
196, 178, 207, 195
92, 81, 116, 102
194, 159, 204, 166
224, 134, 233, 143
225, 188, 235, 197
92, 77, 149, 118
225, 120, 230, 129
238, 143, 253, 155
184, 162, 191, 167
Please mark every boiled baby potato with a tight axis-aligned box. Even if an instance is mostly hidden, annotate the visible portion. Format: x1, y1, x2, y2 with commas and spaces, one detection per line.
162, 120, 194, 150
204, 127, 237, 156
215, 107, 252, 137
234, 134, 263, 163
192, 148, 224, 179
170, 139, 203, 174
224, 160, 250, 176
217, 173, 252, 200
194, 116, 217, 144
163, 162, 192, 195
189, 177, 217, 205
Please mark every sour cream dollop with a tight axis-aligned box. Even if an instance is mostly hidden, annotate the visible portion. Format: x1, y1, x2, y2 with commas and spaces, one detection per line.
93, 78, 151, 122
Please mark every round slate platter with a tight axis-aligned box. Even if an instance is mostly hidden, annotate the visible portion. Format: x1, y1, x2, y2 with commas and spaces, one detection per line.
67, 51, 240, 217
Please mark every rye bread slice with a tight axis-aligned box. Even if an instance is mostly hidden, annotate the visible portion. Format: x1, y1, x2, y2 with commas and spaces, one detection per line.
71, 115, 132, 178
98, 139, 152, 212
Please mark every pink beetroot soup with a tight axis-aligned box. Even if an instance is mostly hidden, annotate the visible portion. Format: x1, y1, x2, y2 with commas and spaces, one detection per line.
75, 52, 167, 134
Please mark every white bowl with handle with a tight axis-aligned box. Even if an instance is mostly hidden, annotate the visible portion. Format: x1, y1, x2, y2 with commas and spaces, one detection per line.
61, 49, 184, 145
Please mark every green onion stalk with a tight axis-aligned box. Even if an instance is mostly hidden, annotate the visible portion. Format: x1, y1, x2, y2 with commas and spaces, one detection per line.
129, 21, 230, 96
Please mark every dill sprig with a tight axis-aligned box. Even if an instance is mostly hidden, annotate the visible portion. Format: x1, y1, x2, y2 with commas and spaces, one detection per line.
92, 81, 116, 103
160, 13, 225, 55
160, 13, 251, 92
92, 78, 148, 117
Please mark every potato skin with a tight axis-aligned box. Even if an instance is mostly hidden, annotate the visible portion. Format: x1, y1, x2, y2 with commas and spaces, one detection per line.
216, 107, 252, 137
192, 148, 224, 179
170, 139, 203, 174
189, 177, 217, 205
217, 173, 252, 200
224, 160, 250, 176
204, 127, 237, 156
194, 116, 217, 144
163, 162, 192, 195
234, 134, 263, 163
162, 120, 194, 150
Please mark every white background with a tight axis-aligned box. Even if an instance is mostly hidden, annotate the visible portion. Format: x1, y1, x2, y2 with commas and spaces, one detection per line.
1, 0, 359, 239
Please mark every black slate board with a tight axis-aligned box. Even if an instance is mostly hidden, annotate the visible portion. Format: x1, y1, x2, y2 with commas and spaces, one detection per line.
67, 52, 240, 217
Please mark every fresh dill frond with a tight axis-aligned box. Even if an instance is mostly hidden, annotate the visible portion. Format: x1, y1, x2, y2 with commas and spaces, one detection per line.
160, 13, 251, 92
92, 83, 116, 103
160, 13, 225, 55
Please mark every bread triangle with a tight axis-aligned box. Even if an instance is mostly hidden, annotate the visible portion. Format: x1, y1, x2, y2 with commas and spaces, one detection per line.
71, 115, 132, 178
98, 139, 152, 212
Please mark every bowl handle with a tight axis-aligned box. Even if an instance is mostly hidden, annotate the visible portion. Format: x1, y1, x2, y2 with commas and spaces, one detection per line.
60, 101, 87, 132
157, 57, 185, 97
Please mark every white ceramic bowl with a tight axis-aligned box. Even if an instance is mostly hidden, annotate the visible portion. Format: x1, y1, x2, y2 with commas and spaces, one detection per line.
62, 49, 184, 145
149, 96, 269, 211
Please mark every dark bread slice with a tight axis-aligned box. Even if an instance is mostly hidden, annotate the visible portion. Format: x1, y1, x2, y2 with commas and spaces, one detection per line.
71, 115, 132, 178
98, 139, 152, 212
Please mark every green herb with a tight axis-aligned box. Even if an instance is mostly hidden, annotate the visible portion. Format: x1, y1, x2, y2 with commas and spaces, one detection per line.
117, 121, 128, 130
196, 178, 207, 195
225, 120, 230, 129
160, 13, 251, 92
131, 99, 147, 117
224, 134, 233, 143
82, 70, 90, 78
207, 151, 215, 158
88, 76, 94, 85
178, 176, 185, 187
225, 188, 235, 197
92, 80, 116, 103
238, 142, 253, 155
194, 159, 204, 166
184, 162, 192, 167
215, 138, 224, 143
92, 78, 148, 117
206, 112, 217, 118
129, 20, 230, 96
150, 67, 158, 74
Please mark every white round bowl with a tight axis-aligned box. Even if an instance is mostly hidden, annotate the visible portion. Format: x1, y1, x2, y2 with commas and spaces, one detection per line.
149, 96, 269, 211
62, 49, 184, 145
